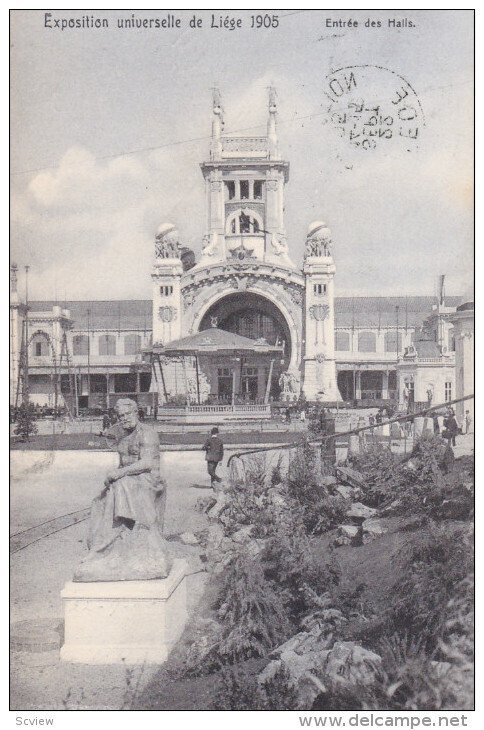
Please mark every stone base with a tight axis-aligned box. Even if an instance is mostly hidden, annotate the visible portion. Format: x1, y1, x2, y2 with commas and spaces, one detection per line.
60, 558, 188, 664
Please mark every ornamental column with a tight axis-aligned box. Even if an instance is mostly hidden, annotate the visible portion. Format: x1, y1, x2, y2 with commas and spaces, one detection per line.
151, 223, 183, 347
302, 221, 342, 402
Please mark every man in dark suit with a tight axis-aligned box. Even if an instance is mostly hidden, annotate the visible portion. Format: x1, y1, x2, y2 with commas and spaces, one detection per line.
202, 426, 224, 487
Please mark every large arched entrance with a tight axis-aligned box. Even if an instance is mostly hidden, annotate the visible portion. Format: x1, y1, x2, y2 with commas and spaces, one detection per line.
199, 292, 292, 401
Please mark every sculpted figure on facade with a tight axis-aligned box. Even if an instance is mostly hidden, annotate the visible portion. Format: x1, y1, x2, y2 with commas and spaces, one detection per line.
304, 220, 333, 259
74, 399, 170, 582
279, 369, 300, 400
201, 232, 219, 257
271, 231, 289, 256
155, 223, 181, 259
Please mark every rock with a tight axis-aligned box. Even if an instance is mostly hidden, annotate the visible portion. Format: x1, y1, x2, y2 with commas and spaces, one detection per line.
335, 485, 354, 501
362, 519, 387, 544
208, 493, 229, 519
267, 487, 287, 509
336, 466, 367, 490
322, 641, 382, 688
179, 531, 199, 546
319, 476, 337, 487
346, 502, 377, 521
194, 495, 217, 513
231, 525, 254, 543
334, 524, 360, 547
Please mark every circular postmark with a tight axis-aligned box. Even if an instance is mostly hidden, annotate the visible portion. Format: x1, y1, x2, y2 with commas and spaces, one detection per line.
323, 65, 425, 154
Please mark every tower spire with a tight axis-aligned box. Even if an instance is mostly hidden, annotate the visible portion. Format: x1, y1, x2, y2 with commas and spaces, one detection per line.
267, 86, 279, 158
210, 86, 224, 160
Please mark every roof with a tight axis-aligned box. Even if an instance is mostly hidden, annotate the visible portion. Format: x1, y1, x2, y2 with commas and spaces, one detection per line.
333, 296, 461, 328
29, 300, 152, 331
29, 296, 462, 332
153, 328, 283, 355
413, 339, 442, 358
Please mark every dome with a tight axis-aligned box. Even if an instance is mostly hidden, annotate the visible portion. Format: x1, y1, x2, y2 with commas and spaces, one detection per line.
457, 282, 474, 311
157, 222, 176, 237
307, 220, 331, 239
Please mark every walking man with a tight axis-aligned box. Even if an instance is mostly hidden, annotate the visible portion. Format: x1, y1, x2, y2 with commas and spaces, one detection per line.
464, 410, 473, 434
202, 426, 224, 488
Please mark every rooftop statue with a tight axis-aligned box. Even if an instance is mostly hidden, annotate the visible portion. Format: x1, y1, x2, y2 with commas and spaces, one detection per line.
304, 220, 333, 259
155, 223, 181, 259
74, 398, 171, 582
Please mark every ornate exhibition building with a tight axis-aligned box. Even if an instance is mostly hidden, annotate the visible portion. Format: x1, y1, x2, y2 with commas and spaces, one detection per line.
10, 90, 473, 419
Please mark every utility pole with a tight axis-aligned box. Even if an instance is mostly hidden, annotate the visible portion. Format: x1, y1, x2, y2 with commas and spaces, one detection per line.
395, 305, 400, 361
23, 265, 30, 407
87, 308, 91, 409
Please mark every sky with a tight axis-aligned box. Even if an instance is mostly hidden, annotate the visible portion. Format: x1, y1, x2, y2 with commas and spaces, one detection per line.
10, 9, 473, 302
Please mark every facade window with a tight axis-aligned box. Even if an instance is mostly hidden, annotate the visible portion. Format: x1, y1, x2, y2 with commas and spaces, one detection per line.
160, 285, 173, 296
60, 374, 71, 394
240, 212, 251, 233
313, 283, 327, 296
140, 373, 151, 392
225, 181, 235, 200
98, 334, 116, 356
335, 331, 350, 351
124, 334, 142, 355
72, 334, 89, 356
114, 373, 137, 393
253, 180, 263, 199
240, 180, 249, 199
384, 331, 402, 353
31, 335, 49, 357
445, 381, 452, 402
226, 209, 263, 236
358, 331, 377, 352
90, 374, 107, 393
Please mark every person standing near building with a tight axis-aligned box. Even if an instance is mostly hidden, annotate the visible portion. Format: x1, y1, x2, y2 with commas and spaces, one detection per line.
464, 410, 472, 434
202, 426, 224, 488
443, 409, 459, 447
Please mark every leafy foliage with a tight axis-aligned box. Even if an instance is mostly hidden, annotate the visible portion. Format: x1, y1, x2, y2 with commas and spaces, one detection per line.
213, 552, 292, 665
13, 404, 38, 440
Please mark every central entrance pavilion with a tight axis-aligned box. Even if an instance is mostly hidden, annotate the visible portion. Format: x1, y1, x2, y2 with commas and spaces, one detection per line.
151, 327, 284, 421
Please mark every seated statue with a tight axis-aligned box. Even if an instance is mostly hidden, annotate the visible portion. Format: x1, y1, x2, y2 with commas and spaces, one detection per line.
74, 398, 171, 582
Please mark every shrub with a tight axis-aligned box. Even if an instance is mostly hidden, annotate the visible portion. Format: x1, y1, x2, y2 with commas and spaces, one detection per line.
286, 442, 346, 534
389, 522, 473, 652
213, 551, 292, 665
14, 404, 38, 440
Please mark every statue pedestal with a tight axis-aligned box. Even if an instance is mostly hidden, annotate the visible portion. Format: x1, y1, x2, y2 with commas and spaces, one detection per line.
60, 559, 188, 664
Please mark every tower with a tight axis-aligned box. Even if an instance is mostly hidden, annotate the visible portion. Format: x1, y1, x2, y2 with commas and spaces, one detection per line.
9, 263, 21, 405
197, 87, 294, 268
151, 223, 183, 346
303, 221, 341, 401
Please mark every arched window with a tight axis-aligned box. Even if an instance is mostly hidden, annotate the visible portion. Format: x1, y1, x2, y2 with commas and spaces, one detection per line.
384, 331, 402, 352
98, 334, 116, 356
335, 331, 350, 351
124, 334, 141, 355
226, 209, 263, 236
72, 334, 89, 356
31, 332, 49, 357
358, 331, 376, 352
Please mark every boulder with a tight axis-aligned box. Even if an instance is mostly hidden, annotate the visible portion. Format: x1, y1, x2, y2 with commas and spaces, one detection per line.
335, 485, 355, 501
179, 531, 200, 546
346, 502, 378, 521
361, 519, 388, 544
194, 495, 217, 513
334, 524, 360, 547
231, 525, 254, 543
319, 476, 337, 487
336, 466, 367, 490
322, 641, 382, 688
